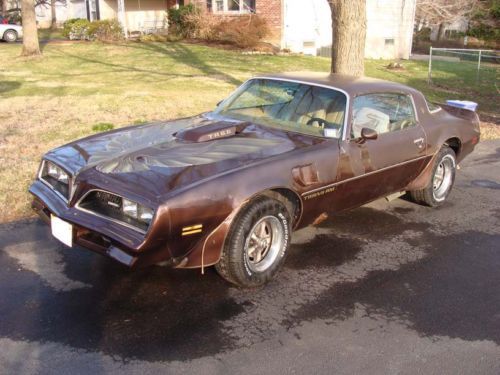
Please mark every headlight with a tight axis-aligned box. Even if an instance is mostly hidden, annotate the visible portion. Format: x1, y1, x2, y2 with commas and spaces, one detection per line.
78, 191, 155, 232
40, 160, 70, 199
46, 162, 69, 183
122, 198, 154, 225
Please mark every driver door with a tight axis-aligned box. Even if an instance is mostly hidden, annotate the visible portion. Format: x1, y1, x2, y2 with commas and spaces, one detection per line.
333, 92, 427, 211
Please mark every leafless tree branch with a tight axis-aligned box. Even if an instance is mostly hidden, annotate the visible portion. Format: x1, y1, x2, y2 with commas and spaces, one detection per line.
416, 0, 480, 26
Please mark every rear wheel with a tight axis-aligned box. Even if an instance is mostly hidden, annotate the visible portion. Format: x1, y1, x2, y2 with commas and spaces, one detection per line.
409, 145, 456, 207
3, 30, 17, 43
215, 196, 291, 287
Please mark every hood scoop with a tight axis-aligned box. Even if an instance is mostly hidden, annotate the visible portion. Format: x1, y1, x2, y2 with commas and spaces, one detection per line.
175, 121, 251, 143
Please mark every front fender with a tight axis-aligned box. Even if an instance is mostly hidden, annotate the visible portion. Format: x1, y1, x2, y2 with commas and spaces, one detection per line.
177, 187, 303, 271
160, 141, 338, 269
179, 204, 240, 270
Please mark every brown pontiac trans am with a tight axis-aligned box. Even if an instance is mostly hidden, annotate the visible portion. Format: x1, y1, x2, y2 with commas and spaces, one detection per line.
30, 73, 480, 287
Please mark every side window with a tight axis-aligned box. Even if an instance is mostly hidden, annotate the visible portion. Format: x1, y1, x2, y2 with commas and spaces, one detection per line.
351, 93, 416, 138
426, 99, 441, 113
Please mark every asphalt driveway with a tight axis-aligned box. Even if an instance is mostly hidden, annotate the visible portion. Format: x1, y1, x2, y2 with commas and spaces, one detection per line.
1, 140, 499, 375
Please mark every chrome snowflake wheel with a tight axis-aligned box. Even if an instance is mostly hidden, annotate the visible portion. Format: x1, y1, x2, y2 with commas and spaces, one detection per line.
432, 154, 455, 201
244, 215, 285, 273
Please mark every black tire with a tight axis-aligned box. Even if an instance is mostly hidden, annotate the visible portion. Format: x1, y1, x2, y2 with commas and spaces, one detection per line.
3, 30, 17, 43
409, 145, 456, 207
215, 196, 291, 288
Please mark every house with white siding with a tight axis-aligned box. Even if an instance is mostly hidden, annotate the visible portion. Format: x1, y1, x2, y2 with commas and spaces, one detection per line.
195, 0, 417, 59
7, 0, 417, 59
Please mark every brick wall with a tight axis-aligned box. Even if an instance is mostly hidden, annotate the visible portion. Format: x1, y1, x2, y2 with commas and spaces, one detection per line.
255, 0, 282, 44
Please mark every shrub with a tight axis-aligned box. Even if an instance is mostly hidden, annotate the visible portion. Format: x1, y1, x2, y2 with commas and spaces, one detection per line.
63, 18, 83, 33
63, 18, 91, 40
468, 23, 500, 42
166, 33, 184, 42
62, 18, 123, 41
167, 4, 198, 37
214, 15, 269, 49
165, 6, 269, 48
182, 12, 220, 41
414, 27, 431, 43
138, 33, 168, 42
88, 19, 124, 42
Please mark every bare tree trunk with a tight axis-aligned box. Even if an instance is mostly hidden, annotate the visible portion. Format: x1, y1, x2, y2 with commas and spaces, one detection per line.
437, 22, 446, 41
329, 0, 366, 77
21, 0, 41, 56
2, 0, 8, 18
51, 0, 57, 29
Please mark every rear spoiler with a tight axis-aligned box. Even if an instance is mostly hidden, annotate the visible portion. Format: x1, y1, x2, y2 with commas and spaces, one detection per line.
441, 103, 480, 125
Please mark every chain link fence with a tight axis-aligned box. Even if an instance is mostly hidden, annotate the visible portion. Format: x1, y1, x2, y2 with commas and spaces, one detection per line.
427, 48, 500, 95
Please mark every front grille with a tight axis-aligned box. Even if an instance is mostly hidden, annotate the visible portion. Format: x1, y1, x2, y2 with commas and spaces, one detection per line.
78, 191, 149, 232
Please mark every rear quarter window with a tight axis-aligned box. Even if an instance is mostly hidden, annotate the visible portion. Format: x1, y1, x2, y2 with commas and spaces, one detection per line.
426, 100, 441, 113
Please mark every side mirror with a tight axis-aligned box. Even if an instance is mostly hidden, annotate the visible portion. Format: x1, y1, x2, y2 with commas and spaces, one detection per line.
361, 127, 378, 141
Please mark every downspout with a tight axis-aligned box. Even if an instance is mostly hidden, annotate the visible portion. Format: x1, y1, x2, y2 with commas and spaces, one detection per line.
280, 0, 286, 50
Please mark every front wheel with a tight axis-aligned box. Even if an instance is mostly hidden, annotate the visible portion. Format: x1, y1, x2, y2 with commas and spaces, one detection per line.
215, 196, 291, 288
409, 145, 456, 207
3, 30, 18, 43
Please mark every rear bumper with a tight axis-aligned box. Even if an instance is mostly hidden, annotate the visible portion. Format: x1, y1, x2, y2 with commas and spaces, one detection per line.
30, 180, 172, 268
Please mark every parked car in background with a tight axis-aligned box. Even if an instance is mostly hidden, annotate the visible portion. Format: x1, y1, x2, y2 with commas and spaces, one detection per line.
29, 73, 480, 287
0, 19, 22, 42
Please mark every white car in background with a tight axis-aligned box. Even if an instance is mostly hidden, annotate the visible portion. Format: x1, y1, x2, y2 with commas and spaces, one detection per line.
0, 22, 22, 43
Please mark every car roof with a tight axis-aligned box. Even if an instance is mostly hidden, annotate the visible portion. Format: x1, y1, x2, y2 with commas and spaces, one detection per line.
255, 72, 420, 97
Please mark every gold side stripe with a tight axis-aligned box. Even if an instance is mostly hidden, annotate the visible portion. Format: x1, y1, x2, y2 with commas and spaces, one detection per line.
301, 154, 430, 197
182, 229, 203, 236
182, 224, 203, 231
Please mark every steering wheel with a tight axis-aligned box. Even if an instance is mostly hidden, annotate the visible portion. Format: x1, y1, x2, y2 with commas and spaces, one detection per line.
306, 117, 329, 128
400, 119, 413, 129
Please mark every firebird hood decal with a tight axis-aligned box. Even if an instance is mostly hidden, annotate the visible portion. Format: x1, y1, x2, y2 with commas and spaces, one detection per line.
45, 115, 321, 198
77, 117, 200, 170
95, 136, 289, 173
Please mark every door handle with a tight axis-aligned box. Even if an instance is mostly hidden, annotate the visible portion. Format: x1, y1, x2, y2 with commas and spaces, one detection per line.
413, 137, 425, 149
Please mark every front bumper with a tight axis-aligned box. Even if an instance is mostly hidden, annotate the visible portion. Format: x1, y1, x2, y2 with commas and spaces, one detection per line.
30, 180, 171, 267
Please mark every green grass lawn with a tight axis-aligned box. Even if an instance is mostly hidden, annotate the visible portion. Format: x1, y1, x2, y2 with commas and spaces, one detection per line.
38, 28, 65, 40
0, 41, 498, 223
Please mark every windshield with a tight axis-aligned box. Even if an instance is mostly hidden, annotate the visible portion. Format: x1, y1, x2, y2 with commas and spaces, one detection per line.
214, 79, 347, 138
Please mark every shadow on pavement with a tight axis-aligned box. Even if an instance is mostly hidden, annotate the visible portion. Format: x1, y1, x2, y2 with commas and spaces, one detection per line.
0, 195, 499, 362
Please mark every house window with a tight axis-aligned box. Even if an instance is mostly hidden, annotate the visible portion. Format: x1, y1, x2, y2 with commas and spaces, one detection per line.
384, 38, 395, 46
208, 0, 256, 13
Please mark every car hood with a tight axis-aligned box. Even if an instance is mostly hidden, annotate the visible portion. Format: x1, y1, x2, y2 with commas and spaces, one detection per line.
45, 114, 323, 201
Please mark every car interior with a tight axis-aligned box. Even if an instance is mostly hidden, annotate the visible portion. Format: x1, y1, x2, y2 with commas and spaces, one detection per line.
220, 81, 347, 138
351, 93, 416, 138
